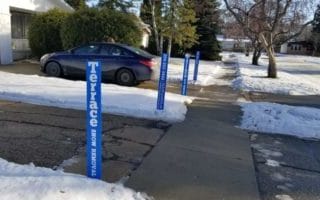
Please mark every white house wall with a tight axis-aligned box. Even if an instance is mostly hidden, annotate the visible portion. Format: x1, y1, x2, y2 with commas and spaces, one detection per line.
0, 0, 72, 64
280, 43, 288, 54
0, 2, 13, 65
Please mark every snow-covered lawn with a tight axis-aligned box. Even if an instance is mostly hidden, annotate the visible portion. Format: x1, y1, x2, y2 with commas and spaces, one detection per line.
232, 53, 320, 95
240, 102, 320, 139
0, 158, 148, 200
0, 71, 192, 122
154, 57, 230, 86
229, 52, 320, 139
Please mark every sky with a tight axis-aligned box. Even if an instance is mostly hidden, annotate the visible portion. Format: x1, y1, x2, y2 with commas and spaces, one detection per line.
86, 0, 142, 15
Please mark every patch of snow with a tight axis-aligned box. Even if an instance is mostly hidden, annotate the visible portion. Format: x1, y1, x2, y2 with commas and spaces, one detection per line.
232, 53, 320, 95
275, 194, 294, 200
271, 173, 291, 182
250, 134, 258, 141
277, 185, 291, 192
251, 144, 283, 157
274, 140, 282, 145
154, 58, 231, 86
236, 97, 252, 103
0, 158, 150, 200
0, 71, 193, 122
56, 156, 80, 170
241, 102, 320, 139
266, 159, 280, 167
285, 183, 294, 188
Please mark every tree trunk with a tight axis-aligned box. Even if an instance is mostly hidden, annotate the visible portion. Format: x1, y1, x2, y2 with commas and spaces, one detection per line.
252, 48, 262, 65
159, 34, 164, 54
149, 0, 160, 55
167, 37, 172, 58
313, 45, 318, 56
266, 46, 277, 78
259, 33, 277, 78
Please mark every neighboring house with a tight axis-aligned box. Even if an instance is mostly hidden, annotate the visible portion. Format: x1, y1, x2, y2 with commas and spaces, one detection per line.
280, 41, 314, 55
0, 0, 73, 65
133, 17, 151, 49
216, 34, 251, 52
140, 22, 151, 48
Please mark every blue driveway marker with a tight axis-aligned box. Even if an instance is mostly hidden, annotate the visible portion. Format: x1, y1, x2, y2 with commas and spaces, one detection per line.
86, 61, 102, 179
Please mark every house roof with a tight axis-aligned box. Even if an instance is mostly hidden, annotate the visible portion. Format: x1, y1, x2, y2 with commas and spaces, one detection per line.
52, 0, 74, 12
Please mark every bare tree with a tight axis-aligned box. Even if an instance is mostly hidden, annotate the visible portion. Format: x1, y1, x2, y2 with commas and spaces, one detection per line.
223, 0, 317, 78
222, 16, 263, 65
149, 0, 161, 55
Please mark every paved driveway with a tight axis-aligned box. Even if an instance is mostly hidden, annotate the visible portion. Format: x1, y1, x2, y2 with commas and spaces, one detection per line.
0, 60, 160, 90
0, 100, 169, 182
0, 60, 44, 76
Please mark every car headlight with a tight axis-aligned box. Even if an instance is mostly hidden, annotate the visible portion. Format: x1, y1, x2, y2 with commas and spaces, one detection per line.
40, 54, 50, 64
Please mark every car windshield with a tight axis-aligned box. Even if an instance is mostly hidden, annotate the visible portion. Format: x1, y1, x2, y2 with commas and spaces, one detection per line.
125, 46, 154, 58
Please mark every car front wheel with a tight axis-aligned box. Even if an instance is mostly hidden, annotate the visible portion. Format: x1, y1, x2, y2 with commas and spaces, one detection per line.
116, 69, 135, 86
46, 62, 61, 77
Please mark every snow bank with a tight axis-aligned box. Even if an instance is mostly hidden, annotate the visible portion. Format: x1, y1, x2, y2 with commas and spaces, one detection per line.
0, 71, 192, 122
275, 194, 294, 200
154, 58, 230, 86
0, 158, 149, 200
232, 53, 320, 95
240, 102, 320, 139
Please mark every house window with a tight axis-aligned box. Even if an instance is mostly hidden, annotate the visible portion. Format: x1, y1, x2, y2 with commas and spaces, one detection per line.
11, 11, 32, 39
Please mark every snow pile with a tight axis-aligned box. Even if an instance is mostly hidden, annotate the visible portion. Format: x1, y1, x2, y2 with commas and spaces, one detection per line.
240, 102, 320, 139
275, 194, 294, 200
154, 58, 230, 86
0, 71, 192, 122
0, 158, 149, 200
266, 159, 280, 167
233, 63, 320, 95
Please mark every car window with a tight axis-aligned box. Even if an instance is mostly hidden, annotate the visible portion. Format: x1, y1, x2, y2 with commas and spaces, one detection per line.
74, 45, 100, 55
100, 44, 111, 55
110, 46, 133, 57
125, 46, 154, 58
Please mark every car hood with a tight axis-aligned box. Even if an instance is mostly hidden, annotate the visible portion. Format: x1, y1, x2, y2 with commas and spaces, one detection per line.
50, 50, 70, 56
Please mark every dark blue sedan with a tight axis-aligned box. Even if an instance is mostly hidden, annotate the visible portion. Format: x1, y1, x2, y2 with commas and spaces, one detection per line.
40, 43, 157, 86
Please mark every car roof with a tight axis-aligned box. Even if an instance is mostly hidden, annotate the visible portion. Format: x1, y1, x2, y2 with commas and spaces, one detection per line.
87, 42, 127, 47
73, 42, 155, 59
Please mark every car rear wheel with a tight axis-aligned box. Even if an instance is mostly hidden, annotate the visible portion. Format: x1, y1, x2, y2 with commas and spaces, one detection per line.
116, 69, 135, 86
46, 62, 61, 77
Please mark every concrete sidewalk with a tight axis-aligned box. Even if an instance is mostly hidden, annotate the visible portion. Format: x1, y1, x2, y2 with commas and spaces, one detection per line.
126, 72, 260, 199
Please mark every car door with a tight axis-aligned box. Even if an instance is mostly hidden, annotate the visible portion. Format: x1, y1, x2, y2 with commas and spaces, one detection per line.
67, 44, 101, 76
96, 44, 114, 80
109, 45, 136, 68
98, 45, 136, 81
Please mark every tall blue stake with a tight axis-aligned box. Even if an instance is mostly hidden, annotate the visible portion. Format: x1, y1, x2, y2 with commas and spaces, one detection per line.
193, 51, 200, 81
181, 54, 190, 96
86, 61, 102, 179
157, 53, 169, 110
